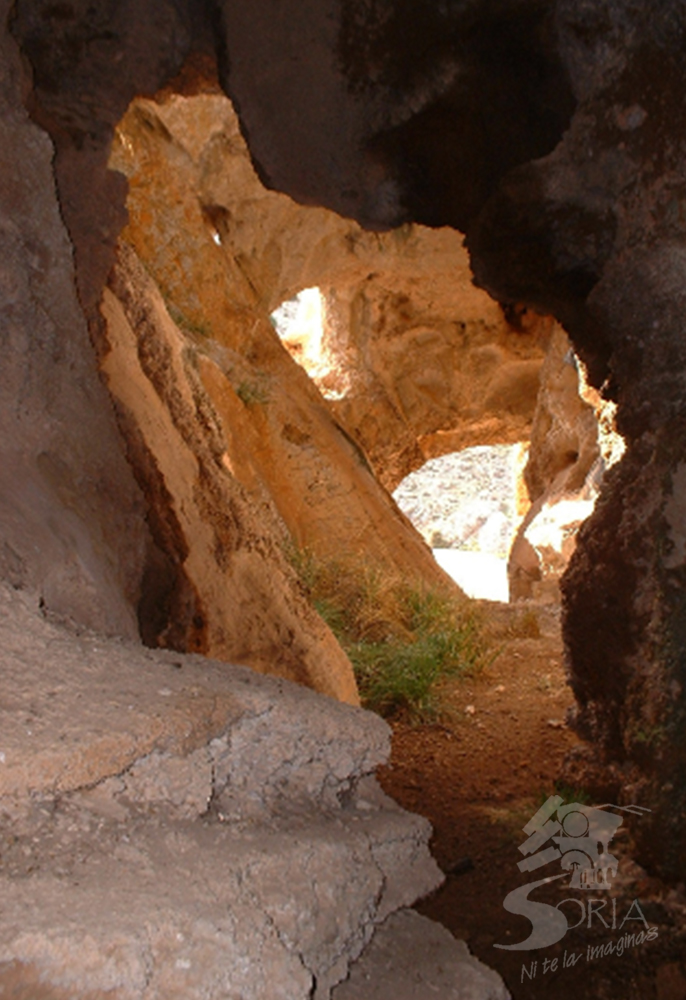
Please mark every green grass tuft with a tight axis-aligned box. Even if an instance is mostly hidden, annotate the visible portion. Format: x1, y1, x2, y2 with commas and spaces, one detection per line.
286, 545, 492, 721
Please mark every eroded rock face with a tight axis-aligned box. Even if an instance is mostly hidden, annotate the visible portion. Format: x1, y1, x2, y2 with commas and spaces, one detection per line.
508, 325, 602, 601
331, 911, 510, 1000
4, 4, 361, 700
4, 0, 557, 700
470, 7, 686, 877
11, 0, 198, 312
323, 262, 550, 492
100, 243, 358, 701
0, 0, 148, 637
107, 93, 458, 604
216, 0, 575, 230
0, 581, 446, 999
110, 88, 548, 500
213, 0, 686, 877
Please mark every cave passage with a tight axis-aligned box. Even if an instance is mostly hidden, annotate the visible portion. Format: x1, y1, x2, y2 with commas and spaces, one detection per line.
393, 444, 523, 602
4, 1, 686, 996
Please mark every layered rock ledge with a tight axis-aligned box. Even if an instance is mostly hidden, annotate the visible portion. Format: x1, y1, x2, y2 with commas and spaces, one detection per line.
0, 582, 505, 999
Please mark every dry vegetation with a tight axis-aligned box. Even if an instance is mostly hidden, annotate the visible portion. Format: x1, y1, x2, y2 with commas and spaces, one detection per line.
288, 546, 494, 718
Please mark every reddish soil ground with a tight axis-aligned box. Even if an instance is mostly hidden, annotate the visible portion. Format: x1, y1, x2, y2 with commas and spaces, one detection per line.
378, 602, 686, 1000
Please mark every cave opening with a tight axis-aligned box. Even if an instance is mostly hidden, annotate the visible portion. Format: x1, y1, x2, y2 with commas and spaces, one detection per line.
270, 286, 348, 400
3, 0, 686, 995
392, 443, 524, 603
107, 78, 621, 627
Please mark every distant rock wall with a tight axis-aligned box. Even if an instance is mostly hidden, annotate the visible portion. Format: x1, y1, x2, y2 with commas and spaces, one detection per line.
508, 325, 602, 602
323, 263, 551, 492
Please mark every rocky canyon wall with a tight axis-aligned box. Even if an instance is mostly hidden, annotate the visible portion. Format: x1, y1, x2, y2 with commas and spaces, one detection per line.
106, 91, 459, 603
212, 0, 686, 878
109, 86, 564, 596
471, 5, 686, 877
2, 0, 363, 700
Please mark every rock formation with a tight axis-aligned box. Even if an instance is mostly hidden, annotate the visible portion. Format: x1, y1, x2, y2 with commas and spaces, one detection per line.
4, 5, 686, 999
105, 85, 578, 659
106, 92, 458, 606
471, 6, 686, 878
101, 243, 358, 700
0, 580, 459, 999
0, 0, 150, 640
6, 0, 366, 700
322, 256, 550, 492
212, 0, 686, 877
0, 3, 518, 994
507, 324, 603, 601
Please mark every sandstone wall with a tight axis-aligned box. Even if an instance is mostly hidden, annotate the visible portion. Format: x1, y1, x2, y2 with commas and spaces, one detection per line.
107, 93, 458, 602
111, 89, 550, 495
508, 325, 602, 601
1, 0, 597, 701
101, 243, 357, 701
323, 260, 551, 492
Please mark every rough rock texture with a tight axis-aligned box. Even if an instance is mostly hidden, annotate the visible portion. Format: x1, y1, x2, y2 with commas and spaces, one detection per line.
3, 4, 362, 701
331, 911, 510, 1000
100, 242, 357, 701
107, 93, 463, 594
0, 581, 443, 999
323, 267, 550, 491
522, 327, 601, 506
109, 88, 548, 541
0, 0, 148, 638
11, 0, 200, 313
0, 4, 577, 995
468, 6, 686, 877
217, 0, 574, 231
212, 0, 686, 879
1, 0, 558, 698
508, 325, 602, 601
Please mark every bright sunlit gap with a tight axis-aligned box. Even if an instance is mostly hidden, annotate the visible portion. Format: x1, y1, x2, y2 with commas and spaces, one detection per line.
393, 445, 526, 602
272, 293, 626, 604
271, 287, 346, 397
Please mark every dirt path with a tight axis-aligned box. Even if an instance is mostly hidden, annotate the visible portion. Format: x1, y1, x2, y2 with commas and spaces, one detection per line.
377, 601, 686, 1000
